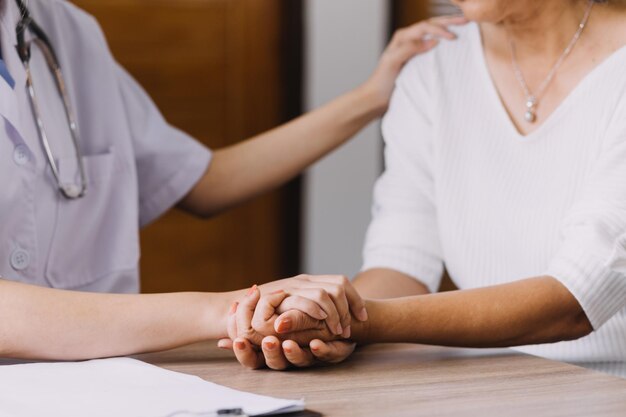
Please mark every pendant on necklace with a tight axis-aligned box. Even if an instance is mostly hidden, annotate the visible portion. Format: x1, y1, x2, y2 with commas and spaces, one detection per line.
510, 1, 594, 126
524, 96, 537, 123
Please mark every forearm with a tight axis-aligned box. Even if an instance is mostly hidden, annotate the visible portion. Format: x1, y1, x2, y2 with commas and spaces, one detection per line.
180, 86, 385, 216
353, 276, 593, 347
353, 268, 431, 299
0, 279, 242, 360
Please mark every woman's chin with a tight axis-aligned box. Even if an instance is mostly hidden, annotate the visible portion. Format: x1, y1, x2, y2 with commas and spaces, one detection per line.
451, 0, 511, 24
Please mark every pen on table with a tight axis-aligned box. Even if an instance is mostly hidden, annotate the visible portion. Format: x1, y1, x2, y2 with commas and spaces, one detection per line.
217, 409, 247, 416
165, 408, 248, 417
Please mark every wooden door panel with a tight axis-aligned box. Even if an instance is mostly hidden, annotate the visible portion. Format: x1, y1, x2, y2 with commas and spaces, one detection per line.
393, 0, 429, 28
72, 0, 300, 293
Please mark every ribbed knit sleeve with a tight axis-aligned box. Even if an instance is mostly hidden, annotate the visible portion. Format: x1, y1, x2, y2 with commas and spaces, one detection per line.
545, 111, 626, 330
362, 60, 444, 293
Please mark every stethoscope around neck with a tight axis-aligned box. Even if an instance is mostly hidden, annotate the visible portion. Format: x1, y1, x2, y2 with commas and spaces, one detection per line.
14, 0, 87, 199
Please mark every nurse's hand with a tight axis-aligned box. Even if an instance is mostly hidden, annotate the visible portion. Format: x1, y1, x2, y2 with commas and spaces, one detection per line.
258, 274, 368, 337
228, 335, 356, 371
361, 15, 467, 114
218, 286, 357, 370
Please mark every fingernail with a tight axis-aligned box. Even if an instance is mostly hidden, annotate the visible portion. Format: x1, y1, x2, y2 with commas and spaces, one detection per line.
276, 318, 292, 333
229, 302, 238, 315
335, 324, 343, 335
264, 341, 277, 351
234, 341, 246, 350
247, 284, 258, 297
284, 346, 293, 354
359, 307, 369, 321
342, 325, 351, 339
311, 345, 320, 352
270, 289, 284, 295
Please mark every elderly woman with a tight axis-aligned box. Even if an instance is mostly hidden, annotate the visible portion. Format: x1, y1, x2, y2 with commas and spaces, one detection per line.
227, 0, 626, 377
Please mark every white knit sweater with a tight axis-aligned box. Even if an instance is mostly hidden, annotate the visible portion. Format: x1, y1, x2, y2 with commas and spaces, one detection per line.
362, 22, 626, 365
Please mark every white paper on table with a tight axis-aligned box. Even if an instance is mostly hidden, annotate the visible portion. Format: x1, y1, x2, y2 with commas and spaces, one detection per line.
0, 357, 304, 417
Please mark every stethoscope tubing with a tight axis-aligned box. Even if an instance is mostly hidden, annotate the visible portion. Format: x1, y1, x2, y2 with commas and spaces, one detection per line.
13, 0, 88, 199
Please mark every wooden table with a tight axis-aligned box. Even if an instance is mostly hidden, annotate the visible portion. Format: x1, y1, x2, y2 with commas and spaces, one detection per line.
135, 342, 626, 417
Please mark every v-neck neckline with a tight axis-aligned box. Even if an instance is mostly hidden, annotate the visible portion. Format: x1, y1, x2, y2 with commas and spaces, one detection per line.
472, 22, 626, 141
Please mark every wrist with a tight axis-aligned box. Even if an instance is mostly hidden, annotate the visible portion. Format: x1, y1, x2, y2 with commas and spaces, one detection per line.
351, 83, 389, 120
351, 299, 379, 344
352, 298, 407, 345
200, 290, 244, 339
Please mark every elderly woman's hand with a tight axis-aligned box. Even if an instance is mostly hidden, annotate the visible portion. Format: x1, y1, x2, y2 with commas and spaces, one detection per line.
362, 15, 467, 114
260, 274, 368, 337
219, 286, 358, 370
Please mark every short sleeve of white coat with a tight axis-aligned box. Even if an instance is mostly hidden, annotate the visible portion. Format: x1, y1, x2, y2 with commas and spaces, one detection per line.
545, 98, 626, 330
361, 58, 444, 292
51, 0, 213, 227
114, 66, 212, 227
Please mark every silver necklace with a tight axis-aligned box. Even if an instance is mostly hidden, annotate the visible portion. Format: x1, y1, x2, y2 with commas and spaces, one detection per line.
509, 0, 594, 123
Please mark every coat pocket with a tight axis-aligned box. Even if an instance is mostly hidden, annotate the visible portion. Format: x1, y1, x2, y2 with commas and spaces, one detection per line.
45, 150, 139, 289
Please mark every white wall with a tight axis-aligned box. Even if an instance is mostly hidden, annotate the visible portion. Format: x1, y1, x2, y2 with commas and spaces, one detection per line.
303, 0, 388, 277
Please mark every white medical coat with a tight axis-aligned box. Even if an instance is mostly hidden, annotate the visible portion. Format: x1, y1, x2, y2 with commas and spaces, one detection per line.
0, 0, 212, 292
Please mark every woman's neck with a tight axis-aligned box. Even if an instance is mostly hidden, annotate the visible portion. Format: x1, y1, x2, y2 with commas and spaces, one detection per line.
482, 0, 592, 61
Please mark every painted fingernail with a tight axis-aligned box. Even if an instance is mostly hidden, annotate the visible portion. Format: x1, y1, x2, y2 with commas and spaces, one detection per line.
276, 318, 292, 333
247, 285, 258, 297
342, 325, 351, 339
234, 341, 246, 350
311, 345, 320, 352
335, 324, 343, 335
264, 341, 277, 351
284, 346, 293, 354
359, 307, 369, 321
229, 302, 238, 315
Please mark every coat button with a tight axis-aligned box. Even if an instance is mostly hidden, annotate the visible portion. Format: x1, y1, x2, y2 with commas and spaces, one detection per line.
13, 144, 30, 166
10, 249, 30, 271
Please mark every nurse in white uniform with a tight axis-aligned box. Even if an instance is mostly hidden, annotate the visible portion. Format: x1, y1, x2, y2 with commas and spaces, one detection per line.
0, 0, 464, 360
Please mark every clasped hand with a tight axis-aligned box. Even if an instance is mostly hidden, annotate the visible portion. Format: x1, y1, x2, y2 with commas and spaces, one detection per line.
218, 275, 368, 370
